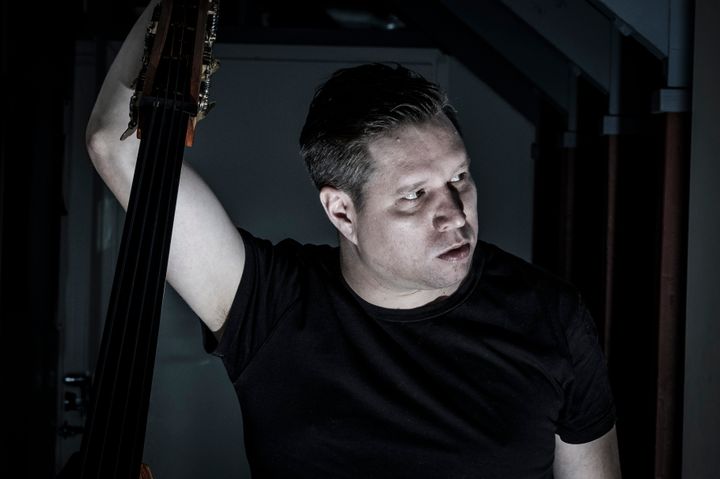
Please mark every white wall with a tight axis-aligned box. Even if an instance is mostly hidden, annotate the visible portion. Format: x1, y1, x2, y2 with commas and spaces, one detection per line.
446, 57, 534, 260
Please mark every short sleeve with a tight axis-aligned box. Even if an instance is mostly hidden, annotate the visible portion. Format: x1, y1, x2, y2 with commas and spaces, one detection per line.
556, 297, 617, 444
205, 229, 303, 382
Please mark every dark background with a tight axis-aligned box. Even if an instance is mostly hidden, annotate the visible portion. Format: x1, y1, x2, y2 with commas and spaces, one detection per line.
2, 1, 719, 478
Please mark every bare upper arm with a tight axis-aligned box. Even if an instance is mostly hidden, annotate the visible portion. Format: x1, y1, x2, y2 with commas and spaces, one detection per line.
86, 0, 244, 333
554, 426, 622, 479
164, 163, 245, 332
89, 133, 245, 333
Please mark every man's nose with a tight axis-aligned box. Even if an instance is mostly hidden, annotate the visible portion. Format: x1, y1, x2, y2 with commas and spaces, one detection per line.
432, 186, 466, 231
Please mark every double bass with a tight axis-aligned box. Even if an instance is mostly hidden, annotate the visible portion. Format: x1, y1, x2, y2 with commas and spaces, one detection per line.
64, 1, 220, 477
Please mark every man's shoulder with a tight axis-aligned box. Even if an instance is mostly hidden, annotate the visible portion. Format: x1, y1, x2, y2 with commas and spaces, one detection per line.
238, 227, 339, 271
473, 241, 589, 344
476, 240, 580, 306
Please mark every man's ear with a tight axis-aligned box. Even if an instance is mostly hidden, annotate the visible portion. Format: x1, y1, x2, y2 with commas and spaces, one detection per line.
319, 186, 358, 245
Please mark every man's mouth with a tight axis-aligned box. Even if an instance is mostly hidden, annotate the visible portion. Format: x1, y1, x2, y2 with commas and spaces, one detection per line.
437, 243, 471, 262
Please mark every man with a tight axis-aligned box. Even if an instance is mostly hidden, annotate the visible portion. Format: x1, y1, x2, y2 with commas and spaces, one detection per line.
87, 1, 621, 477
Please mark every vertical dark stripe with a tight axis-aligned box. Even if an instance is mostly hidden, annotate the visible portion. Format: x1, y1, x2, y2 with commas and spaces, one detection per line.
654, 111, 688, 479
603, 135, 618, 357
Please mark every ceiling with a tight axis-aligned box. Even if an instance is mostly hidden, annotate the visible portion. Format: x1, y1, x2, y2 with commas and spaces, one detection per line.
68, 0, 691, 121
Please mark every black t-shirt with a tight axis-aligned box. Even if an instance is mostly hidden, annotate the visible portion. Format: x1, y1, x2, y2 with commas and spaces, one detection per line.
206, 230, 616, 478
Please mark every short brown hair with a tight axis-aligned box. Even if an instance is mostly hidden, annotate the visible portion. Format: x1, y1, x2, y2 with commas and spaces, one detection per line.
299, 63, 460, 208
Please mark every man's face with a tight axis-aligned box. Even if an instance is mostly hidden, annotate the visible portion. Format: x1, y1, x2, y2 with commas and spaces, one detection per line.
347, 119, 478, 299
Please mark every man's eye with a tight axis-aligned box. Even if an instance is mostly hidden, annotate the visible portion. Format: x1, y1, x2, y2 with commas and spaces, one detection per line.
403, 190, 424, 201
449, 173, 466, 183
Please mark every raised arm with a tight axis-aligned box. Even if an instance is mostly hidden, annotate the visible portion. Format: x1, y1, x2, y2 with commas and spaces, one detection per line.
553, 426, 622, 479
86, 0, 245, 334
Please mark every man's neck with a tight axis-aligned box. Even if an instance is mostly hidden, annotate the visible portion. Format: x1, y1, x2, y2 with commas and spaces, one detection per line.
339, 244, 460, 310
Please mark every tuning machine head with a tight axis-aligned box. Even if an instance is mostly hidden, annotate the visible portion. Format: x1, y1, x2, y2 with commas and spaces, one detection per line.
121, 3, 162, 141
197, 0, 220, 121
